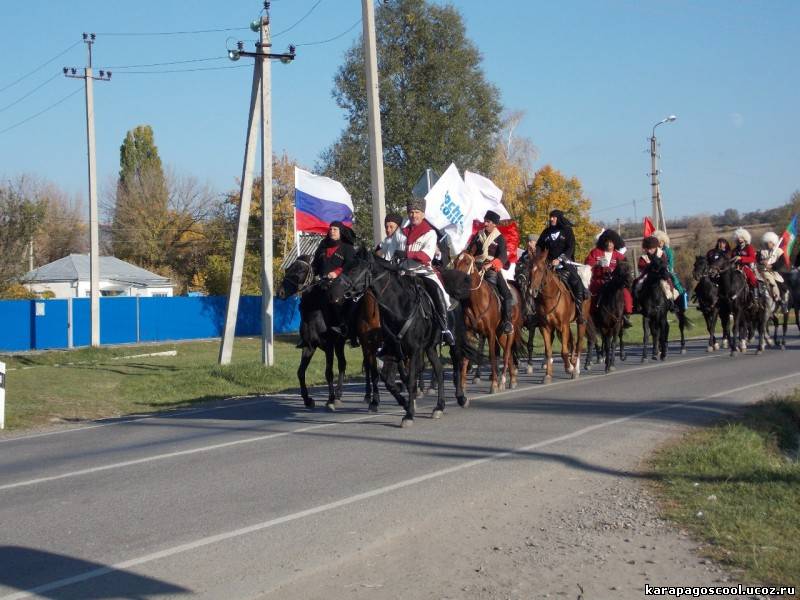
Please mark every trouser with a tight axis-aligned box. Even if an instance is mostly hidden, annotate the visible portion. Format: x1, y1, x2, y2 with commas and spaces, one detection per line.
740, 265, 757, 288
761, 270, 782, 301
485, 269, 513, 325
557, 263, 586, 303
420, 275, 451, 334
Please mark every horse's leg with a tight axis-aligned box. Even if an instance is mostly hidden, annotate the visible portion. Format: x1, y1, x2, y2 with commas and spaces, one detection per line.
526, 327, 536, 375
334, 340, 346, 406
678, 308, 687, 354
298, 346, 316, 409
781, 304, 788, 349
584, 323, 594, 370
618, 326, 626, 361
572, 318, 585, 378
488, 330, 500, 393
324, 344, 337, 411
472, 335, 486, 383
641, 315, 649, 362
381, 358, 406, 407
453, 347, 469, 408
401, 350, 418, 427
428, 345, 445, 419
561, 323, 573, 375
541, 326, 554, 384
661, 317, 669, 360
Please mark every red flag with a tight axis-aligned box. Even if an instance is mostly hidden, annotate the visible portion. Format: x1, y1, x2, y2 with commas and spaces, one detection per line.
470, 220, 520, 263
643, 217, 655, 238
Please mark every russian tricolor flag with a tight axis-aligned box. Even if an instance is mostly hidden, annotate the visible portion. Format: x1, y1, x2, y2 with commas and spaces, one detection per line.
294, 167, 354, 234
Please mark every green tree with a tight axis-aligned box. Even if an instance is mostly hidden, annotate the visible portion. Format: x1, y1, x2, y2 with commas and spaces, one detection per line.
0, 178, 45, 293
319, 0, 502, 239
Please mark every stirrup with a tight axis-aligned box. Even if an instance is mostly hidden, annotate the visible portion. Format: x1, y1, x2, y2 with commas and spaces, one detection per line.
441, 329, 455, 345
501, 320, 513, 334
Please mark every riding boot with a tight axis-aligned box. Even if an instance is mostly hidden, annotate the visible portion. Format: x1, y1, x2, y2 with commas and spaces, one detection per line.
432, 285, 455, 346
496, 275, 514, 334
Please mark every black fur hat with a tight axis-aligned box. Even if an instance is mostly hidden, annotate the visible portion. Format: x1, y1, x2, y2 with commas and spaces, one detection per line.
385, 213, 403, 227
642, 235, 659, 250
484, 210, 501, 224
597, 229, 625, 250
406, 197, 426, 213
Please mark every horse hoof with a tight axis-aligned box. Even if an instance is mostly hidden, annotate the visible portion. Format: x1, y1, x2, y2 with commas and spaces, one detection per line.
457, 396, 470, 408
571, 371, 579, 380
472, 377, 481, 384
427, 387, 437, 397
431, 409, 443, 419
401, 417, 414, 428
326, 402, 336, 412
510, 381, 518, 389
781, 343, 786, 351
543, 375, 552, 384
304, 399, 315, 410
756, 350, 763, 356
620, 354, 627, 362
706, 346, 712, 353
363, 396, 371, 404
714, 343, 720, 351
368, 402, 378, 413
334, 399, 343, 407
721, 340, 729, 349
681, 348, 687, 355
526, 365, 534, 375
489, 384, 499, 394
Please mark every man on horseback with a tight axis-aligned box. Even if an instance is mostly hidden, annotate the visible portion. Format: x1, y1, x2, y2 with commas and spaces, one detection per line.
732, 228, 760, 301
375, 213, 406, 260
585, 229, 633, 328
706, 237, 731, 266
535, 209, 587, 323
653, 230, 687, 311
312, 221, 357, 345
466, 210, 514, 334
635, 235, 678, 306
397, 197, 455, 345
759, 231, 786, 309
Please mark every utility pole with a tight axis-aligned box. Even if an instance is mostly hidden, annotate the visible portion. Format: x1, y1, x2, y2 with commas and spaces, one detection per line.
28, 239, 34, 272
218, 3, 295, 366
362, 0, 386, 247
649, 115, 676, 234
65, 33, 111, 347
616, 218, 622, 234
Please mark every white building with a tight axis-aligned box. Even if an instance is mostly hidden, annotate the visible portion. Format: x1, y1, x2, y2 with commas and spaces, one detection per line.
22, 254, 174, 298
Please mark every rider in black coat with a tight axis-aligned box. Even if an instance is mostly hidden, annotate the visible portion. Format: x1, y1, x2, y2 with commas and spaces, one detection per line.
310, 221, 357, 346
535, 209, 587, 323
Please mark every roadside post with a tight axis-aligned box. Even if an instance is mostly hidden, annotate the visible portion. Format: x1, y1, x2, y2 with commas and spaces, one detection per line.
0, 361, 6, 429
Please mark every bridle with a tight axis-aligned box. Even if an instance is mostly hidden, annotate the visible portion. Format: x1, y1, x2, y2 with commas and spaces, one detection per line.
457, 253, 487, 291
529, 259, 563, 317
287, 258, 319, 296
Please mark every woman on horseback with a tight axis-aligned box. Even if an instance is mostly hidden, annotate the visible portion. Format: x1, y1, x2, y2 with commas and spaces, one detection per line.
759, 231, 786, 308
535, 209, 587, 323
585, 229, 633, 328
706, 237, 731, 265
312, 221, 357, 343
635, 236, 677, 306
732, 228, 759, 300
466, 210, 514, 334
653, 230, 687, 310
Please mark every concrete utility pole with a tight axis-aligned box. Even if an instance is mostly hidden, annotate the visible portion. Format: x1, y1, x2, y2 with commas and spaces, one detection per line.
218, 4, 295, 366
362, 0, 386, 247
650, 115, 677, 234
65, 33, 111, 347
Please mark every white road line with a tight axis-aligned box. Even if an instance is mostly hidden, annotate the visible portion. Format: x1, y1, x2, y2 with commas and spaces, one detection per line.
4, 370, 797, 600
0, 353, 720, 492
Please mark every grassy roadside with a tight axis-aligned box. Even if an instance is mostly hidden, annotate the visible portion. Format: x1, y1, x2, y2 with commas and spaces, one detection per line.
650, 392, 800, 596
0, 337, 363, 431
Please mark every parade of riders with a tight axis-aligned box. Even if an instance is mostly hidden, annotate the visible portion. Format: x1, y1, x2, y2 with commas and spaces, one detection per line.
585, 228, 633, 328
466, 210, 515, 334
535, 209, 588, 323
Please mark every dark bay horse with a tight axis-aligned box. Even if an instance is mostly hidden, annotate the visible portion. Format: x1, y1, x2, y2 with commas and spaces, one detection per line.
453, 252, 522, 393
692, 255, 730, 351
714, 258, 768, 355
588, 262, 630, 373
525, 249, 590, 383
635, 261, 671, 361
278, 255, 346, 411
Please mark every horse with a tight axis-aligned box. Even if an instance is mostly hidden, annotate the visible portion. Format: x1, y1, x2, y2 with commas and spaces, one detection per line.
755, 264, 789, 349
635, 261, 671, 361
588, 262, 630, 373
514, 257, 539, 375
453, 252, 522, 393
784, 269, 800, 333
713, 258, 768, 355
525, 249, 590, 383
692, 255, 730, 351
277, 255, 347, 411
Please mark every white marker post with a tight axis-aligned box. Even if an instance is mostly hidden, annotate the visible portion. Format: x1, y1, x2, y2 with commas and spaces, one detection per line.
0, 361, 6, 429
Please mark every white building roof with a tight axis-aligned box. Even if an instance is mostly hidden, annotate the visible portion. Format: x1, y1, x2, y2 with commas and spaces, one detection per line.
22, 254, 172, 287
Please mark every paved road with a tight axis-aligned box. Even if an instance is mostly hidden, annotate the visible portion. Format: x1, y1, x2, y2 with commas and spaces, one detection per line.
1, 338, 799, 599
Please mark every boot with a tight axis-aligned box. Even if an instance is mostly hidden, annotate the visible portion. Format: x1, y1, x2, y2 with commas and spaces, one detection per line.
501, 298, 514, 334
574, 291, 586, 324
434, 288, 456, 345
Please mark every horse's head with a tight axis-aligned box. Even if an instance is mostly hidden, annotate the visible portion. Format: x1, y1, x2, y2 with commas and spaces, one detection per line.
527, 248, 550, 298
707, 255, 730, 279
614, 261, 632, 286
326, 256, 373, 305
692, 255, 708, 280
278, 255, 314, 299
453, 252, 477, 275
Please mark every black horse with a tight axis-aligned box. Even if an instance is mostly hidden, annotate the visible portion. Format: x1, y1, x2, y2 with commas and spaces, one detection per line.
513, 259, 539, 375
636, 260, 671, 361
784, 269, 800, 333
329, 254, 474, 426
692, 255, 731, 352
714, 258, 768, 355
588, 262, 630, 373
278, 255, 346, 411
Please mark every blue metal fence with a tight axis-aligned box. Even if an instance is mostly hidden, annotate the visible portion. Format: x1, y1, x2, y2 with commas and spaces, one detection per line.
0, 295, 300, 352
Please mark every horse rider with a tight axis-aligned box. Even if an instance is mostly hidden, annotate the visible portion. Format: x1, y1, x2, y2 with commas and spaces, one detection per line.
466, 210, 514, 334
758, 231, 786, 309
731, 228, 759, 300
635, 235, 678, 306
311, 221, 357, 345
706, 237, 731, 266
653, 230, 687, 310
585, 229, 633, 328
535, 209, 587, 323
397, 196, 455, 345
375, 213, 406, 260
518, 233, 538, 265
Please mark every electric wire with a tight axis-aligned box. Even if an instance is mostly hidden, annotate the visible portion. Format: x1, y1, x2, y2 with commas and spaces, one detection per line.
110, 64, 250, 75
295, 18, 361, 46
101, 56, 227, 69
0, 73, 62, 114
95, 27, 249, 37
0, 88, 82, 136
271, 0, 324, 38
0, 40, 81, 93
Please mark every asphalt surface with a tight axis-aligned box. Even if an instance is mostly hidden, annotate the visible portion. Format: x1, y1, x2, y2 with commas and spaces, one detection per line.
1, 337, 799, 599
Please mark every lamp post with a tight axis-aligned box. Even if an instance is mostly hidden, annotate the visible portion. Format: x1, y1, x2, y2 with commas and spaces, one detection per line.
650, 115, 677, 233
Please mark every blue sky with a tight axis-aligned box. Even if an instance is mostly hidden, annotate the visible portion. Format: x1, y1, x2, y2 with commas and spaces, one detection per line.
1, 0, 798, 225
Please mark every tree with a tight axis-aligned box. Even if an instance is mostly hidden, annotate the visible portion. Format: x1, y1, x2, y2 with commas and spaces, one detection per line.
673, 215, 716, 286
524, 165, 597, 260
490, 111, 538, 221
319, 0, 502, 240
0, 177, 45, 294
34, 182, 87, 265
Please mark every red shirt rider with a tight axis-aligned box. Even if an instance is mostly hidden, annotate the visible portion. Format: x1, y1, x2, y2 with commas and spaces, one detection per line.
584, 231, 633, 314
731, 229, 757, 288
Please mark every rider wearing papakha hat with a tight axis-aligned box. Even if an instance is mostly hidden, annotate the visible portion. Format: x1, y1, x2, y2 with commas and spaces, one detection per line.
634, 235, 678, 308
652, 230, 686, 310
759, 231, 786, 308
375, 212, 406, 261
584, 229, 633, 328
732, 228, 759, 300
466, 209, 514, 334
535, 209, 588, 323
397, 196, 455, 345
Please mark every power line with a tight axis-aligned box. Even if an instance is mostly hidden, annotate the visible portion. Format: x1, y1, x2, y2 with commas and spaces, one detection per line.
95, 27, 249, 37
295, 18, 361, 46
0, 73, 62, 114
0, 88, 82, 136
0, 41, 81, 94
101, 56, 227, 69
272, 0, 324, 38
111, 64, 251, 75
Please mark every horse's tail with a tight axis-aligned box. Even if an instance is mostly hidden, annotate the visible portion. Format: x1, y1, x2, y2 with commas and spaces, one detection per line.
450, 303, 481, 364
678, 307, 693, 331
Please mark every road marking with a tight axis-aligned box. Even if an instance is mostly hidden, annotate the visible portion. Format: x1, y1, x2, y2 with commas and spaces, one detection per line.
0, 352, 721, 492
4, 370, 798, 600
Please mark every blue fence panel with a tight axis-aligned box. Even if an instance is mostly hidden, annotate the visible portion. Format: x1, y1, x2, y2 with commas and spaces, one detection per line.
72, 298, 90, 347
100, 297, 138, 345
236, 296, 262, 336
33, 299, 68, 349
275, 296, 300, 334
0, 300, 33, 351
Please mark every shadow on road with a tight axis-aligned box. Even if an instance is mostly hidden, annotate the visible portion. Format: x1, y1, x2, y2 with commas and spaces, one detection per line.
0, 546, 190, 599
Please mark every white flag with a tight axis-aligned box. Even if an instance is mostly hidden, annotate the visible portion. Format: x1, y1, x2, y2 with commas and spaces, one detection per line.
424, 163, 475, 254
464, 170, 511, 221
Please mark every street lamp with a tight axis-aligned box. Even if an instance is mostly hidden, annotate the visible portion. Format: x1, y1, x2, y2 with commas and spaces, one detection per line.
650, 115, 677, 233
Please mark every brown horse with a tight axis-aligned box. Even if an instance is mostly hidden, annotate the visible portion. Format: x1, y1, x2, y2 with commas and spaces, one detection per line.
453, 252, 522, 393
525, 249, 591, 383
